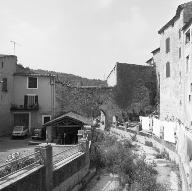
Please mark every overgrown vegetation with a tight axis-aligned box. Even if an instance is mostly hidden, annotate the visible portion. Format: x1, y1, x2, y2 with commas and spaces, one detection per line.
90, 130, 167, 191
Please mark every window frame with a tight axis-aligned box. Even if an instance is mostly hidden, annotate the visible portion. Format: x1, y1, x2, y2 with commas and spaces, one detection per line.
42, 115, 51, 125
27, 76, 38, 89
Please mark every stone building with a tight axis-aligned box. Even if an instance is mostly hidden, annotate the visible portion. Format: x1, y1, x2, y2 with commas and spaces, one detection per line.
149, 1, 192, 128
0, 55, 17, 135
0, 54, 57, 136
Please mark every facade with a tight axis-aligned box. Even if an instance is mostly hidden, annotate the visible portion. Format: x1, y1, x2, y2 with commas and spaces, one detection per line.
0, 55, 17, 135
11, 73, 56, 134
0, 54, 57, 136
182, 20, 192, 126
157, 1, 192, 126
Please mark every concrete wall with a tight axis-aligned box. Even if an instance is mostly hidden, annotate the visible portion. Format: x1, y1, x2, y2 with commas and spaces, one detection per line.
0, 56, 17, 135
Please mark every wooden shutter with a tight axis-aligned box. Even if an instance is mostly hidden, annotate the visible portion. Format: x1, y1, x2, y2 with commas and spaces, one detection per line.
166, 62, 170, 77
35, 95, 38, 104
166, 38, 170, 53
24, 95, 28, 107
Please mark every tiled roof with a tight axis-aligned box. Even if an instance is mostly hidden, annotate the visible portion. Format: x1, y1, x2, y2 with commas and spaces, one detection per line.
14, 73, 56, 77
158, 1, 192, 34
43, 111, 93, 127
151, 48, 160, 54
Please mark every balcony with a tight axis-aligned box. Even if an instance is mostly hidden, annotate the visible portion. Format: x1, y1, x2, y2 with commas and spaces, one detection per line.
10, 104, 39, 111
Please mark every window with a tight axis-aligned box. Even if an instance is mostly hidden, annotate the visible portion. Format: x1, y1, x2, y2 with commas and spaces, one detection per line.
166, 62, 170, 78
191, 83, 192, 92
1, 62, 3, 68
185, 29, 190, 44
189, 95, 191, 102
42, 115, 51, 125
24, 95, 38, 108
28, 77, 38, 89
186, 56, 189, 73
179, 47, 181, 58
179, 29, 181, 39
2, 78, 7, 92
166, 37, 170, 53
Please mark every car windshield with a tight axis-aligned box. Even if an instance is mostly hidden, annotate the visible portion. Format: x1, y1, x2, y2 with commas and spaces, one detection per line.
14, 126, 23, 131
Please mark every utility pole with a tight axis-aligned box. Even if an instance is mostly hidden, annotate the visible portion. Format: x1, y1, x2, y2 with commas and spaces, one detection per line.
10, 40, 21, 55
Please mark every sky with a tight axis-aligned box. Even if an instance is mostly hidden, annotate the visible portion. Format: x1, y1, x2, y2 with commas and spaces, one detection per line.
0, 0, 189, 80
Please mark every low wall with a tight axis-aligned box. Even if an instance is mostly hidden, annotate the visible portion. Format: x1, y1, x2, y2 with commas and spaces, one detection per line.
0, 165, 46, 191
0, 139, 90, 191
53, 153, 89, 191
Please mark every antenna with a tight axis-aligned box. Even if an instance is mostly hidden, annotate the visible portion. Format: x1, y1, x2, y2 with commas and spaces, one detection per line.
10, 40, 21, 55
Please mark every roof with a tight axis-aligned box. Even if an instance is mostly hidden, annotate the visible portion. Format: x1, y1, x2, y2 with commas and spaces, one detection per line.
158, 2, 192, 34
43, 111, 93, 127
14, 73, 56, 77
182, 17, 192, 31
151, 48, 160, 55
0, 54, 16, 58
146, 57, 153, 64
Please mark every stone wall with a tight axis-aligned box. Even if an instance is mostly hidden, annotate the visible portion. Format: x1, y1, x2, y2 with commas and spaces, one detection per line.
55, 63, 157, 126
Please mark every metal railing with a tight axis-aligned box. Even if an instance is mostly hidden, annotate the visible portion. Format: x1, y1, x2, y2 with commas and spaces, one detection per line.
0, 151, 42, 182
52, 145, 80, 167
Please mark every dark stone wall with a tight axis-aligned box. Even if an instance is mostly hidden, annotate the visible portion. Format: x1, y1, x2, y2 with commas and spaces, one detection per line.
113, 63, 157, 114
55, 63, 157, 125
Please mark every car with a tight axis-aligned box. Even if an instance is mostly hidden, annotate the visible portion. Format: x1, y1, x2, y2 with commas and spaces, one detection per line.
12, 126, 28, 138
31, 127, 46, 140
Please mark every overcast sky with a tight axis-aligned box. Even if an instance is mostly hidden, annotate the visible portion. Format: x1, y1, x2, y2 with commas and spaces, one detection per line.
0, 0, 188, 80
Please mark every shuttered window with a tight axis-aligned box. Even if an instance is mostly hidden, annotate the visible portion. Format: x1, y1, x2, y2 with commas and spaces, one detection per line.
166, 37, 170, 53
24, 95, 38, 107
2, 78, 7, 92
28, 77, 38, 88
166, 62, 170, 78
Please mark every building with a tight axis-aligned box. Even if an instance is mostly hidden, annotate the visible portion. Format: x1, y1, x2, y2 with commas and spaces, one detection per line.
43, 111, 92, 144
10, 73, 56, 134
106, 62, 157, 115
0, 55, 17, 135
0, 54, 57, 136
156, 1, 192, 125
146, 48, 161, 108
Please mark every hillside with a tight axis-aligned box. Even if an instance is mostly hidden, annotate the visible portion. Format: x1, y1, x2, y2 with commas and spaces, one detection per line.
16, 64, 107, 87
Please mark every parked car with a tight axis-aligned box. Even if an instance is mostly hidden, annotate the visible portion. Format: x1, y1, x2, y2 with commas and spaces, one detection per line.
31, 127, 46, 140
12, 126, 28, 138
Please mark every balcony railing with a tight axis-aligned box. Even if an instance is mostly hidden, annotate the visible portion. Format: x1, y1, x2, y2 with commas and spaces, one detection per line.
10, 104, 39, 111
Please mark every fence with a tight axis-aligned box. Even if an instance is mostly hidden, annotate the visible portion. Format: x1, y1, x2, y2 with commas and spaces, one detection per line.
0, 151, 42, 184
52, 144, 80, 167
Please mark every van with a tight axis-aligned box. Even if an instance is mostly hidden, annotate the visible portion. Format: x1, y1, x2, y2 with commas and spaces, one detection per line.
12, 126, 28, 138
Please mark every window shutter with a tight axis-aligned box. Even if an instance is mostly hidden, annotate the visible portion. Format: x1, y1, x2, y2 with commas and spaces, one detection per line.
24, 95, 28, 107
166, 62, 170, 77
35, 95, 38, 104
166, 38, 170, 53
2, 78, 7, 92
